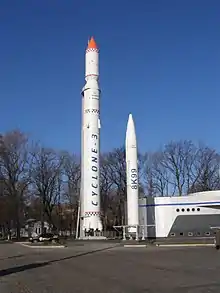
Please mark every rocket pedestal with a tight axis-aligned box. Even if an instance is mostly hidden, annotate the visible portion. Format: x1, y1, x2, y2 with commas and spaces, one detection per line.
80, 37, 103, 238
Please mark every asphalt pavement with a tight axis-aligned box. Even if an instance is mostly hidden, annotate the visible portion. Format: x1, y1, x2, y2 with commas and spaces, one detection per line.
0, 241, 220, 292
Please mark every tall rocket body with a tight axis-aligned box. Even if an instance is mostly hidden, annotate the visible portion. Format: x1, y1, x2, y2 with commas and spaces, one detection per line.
125, 114, 139, 233
80, 37, 102, 232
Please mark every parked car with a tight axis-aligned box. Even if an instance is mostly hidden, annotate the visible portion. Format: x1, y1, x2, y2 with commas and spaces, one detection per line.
29, 233, 59, 243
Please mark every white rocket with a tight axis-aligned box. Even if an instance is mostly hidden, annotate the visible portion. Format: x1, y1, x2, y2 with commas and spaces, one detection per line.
80, 37, 102, 233
125, 114, 139, 234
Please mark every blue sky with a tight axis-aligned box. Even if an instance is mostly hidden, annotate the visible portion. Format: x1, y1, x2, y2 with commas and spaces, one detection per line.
0, 0, 219, 154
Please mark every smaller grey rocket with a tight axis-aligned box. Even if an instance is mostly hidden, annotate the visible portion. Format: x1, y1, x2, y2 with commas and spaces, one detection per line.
125, 114, 139, 234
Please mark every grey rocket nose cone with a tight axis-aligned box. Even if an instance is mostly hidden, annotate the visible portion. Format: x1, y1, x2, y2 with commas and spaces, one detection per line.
126, 113, 135, 131
128, 113, 133, 120
127, 113, 133, 127
126, 113, 137, 148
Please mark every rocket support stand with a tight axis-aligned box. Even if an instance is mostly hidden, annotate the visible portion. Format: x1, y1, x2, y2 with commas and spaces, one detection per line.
75, 201, 80, 239
113, 225, 155, 241
113, 225, 139, 241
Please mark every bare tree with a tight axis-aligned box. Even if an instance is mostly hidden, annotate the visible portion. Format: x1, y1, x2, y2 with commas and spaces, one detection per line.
31, 146, 63, 232
152, 152, 170, 196
139, 152, 154, 196
188, 145, 220, 193
100, 153, 115, 229
62, 152, 80, 235
141, 152, 169, 196
161, 140, 195, 196
3, 125, 220, 238
0, 177, 12, 237
105, 147, 127, 226
0, 131, 31, 239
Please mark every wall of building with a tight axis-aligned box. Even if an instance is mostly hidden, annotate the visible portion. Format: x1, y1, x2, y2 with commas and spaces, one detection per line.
139, 191, 220, 239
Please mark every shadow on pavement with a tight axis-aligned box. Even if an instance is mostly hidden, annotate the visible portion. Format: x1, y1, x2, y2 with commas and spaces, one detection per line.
0, 244, 119, 277
0, 262, 49, 277
0, 254, 25, 261
0, 241, 13, 245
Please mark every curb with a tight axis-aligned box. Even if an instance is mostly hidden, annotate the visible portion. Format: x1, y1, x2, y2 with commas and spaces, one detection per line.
156, 243, 215, 247
16, 242, 66, 249
124, 244, 147, 248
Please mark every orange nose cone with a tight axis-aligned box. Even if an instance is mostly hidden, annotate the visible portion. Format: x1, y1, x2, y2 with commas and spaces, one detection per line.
87, 36, 98, 49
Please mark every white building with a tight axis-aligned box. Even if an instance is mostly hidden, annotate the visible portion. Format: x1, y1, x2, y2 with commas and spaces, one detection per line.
25, 220, 51, 237
139, 190, 220, 239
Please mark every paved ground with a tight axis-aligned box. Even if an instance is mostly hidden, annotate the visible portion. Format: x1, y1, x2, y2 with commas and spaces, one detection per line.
0, 241, 220, 292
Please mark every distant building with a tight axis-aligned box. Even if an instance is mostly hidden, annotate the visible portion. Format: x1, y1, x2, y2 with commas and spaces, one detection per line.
25, 219, 51, 237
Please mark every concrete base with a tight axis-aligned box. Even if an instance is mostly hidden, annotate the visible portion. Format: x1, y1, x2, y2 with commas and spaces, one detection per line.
156, 243, 214, 247
121, 239, 142, 244
78, 236, 107, 240
155, 236, 215, 246
124, 244, 147, 248
17, 242, 66, 249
